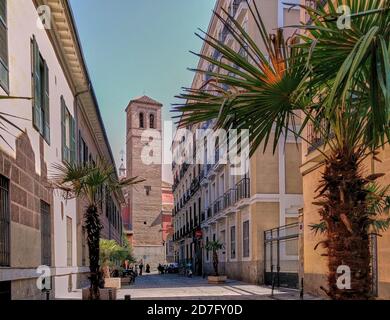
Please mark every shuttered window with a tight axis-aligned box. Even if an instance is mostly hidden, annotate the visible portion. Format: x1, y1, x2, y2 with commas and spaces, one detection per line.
243, 220, 249, 258
0, 175, 10, 267
0, 0, 8, 91
31, 36, 50, 143
61, 97, 76, 163
230, 226, 236, 259
41, 201, 51, 266
66, 217, 72, 267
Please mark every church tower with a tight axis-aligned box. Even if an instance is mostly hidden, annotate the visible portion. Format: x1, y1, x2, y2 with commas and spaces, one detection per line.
124, 96, 164, 266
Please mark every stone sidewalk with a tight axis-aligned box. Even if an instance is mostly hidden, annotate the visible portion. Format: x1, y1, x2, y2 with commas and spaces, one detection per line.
57, 273, 321, 300
116, 273, 320, 300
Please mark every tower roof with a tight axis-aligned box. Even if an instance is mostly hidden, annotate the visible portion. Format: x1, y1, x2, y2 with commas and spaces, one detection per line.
126, 96, 163, 111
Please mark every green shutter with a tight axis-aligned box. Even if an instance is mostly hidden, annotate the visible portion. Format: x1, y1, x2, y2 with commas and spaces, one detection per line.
43, 60, 50, 143
61, 97, 66, 162
32, 36, 41, 132
0, 0, 6, 24
70, 116, 76, 163
0, 0, 8, 91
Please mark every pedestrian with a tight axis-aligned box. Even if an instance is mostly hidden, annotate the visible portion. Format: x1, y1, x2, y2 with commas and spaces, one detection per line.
146, 264, 151, 273
139, 261, 144, 276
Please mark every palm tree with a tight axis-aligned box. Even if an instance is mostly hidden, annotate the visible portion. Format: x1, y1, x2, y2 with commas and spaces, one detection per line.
51, 160, 143, 300
205, 240, 224, 276
174, 0, 390, 299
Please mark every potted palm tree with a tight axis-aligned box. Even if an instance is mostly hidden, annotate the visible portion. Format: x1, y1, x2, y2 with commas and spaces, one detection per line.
205, 240, 226, 284
52, 160, 143, 300
174, 1, 390, 299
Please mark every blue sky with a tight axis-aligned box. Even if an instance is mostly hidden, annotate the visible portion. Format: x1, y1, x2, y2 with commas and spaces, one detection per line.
69, 0, 215, 180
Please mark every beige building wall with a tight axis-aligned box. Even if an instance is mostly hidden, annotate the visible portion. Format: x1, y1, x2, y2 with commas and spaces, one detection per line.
298, 0, 390, 299
172, 0, 302, 285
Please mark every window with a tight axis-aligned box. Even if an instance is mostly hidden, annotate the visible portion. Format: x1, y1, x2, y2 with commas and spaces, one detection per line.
0, 0, 8, 91
0, 175, 10, 267
145, 186, 151, 196
149, 114, 155, 129
78, 133, 89, 164
243, 220, 249, 258
206, 236, 209, 261
61, 97, 76, 163
139, 112, 144, 128
41, 201, 51, 266
31, 36, 50, 143
66, 217, 73, 267
230, 226, 236, 259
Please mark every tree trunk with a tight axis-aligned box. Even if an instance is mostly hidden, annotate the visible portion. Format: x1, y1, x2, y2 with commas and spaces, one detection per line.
318, 147, 372, 300
213, 250, 219, 276
85, 205, 103, 300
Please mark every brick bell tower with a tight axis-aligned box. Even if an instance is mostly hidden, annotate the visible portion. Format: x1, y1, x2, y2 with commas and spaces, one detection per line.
124, 96, 164, 267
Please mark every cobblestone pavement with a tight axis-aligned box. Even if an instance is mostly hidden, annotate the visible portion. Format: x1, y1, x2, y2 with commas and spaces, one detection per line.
116, 273, 319, 300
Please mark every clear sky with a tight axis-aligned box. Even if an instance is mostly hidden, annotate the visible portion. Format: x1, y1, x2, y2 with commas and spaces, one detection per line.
69, 0, 216, 182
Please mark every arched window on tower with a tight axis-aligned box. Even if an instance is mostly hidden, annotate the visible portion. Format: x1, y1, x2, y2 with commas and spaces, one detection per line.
139, 112, 144, 128
150, 114, 155, 129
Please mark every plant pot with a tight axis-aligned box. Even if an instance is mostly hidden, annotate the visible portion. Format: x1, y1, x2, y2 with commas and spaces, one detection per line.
208, 275, 227, 284
82, 288, 117, 300
104, 277, 121, 289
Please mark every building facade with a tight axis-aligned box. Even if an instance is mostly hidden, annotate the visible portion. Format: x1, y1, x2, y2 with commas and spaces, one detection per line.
172, 0, 302, 284
162, 181, 174, 263
0, 0, 122, 300
124, 95, 165, 268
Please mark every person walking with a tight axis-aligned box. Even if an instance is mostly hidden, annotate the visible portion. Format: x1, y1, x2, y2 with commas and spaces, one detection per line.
139, 261, 144, 276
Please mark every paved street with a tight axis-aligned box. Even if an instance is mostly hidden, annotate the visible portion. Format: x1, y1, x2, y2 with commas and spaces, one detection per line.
116, 273, 316, 300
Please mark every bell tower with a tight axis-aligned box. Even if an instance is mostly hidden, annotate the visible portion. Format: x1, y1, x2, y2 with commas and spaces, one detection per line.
124, 96, 164, 266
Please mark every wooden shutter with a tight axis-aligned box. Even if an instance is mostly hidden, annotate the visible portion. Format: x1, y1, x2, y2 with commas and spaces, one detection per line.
0, 0, 8, 90
43, 61, 50, 143
32, 37, 42, 132
70, 116, 76, 163
0, 0, 6, 23
61, 97, 67, 161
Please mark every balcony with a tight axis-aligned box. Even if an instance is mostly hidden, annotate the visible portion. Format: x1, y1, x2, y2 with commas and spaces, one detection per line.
233, 0, 247, 20
223, 188, 236, 209
218, 25, 230, 43
213, 196, 224, 216
307, 121, 334, 154
236, 177, 250, 201
190, 177, 200, 195
212, 49, 221, 61
207, 207, 212, 219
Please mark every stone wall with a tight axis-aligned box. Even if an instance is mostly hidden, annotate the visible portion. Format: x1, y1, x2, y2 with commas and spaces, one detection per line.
0, 133, 54, 299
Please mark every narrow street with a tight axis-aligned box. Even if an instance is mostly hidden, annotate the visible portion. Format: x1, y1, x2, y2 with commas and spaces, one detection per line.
116, 273, 316, 300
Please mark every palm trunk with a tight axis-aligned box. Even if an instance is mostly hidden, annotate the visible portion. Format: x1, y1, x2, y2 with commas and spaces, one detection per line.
85, 204, 102, 300
318, 147, 372, 300
213, 250, 219, 276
